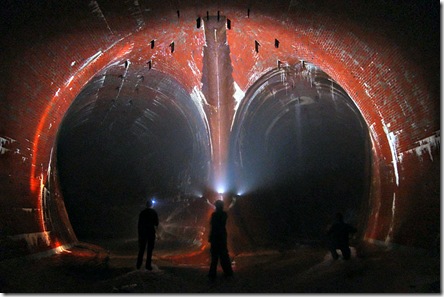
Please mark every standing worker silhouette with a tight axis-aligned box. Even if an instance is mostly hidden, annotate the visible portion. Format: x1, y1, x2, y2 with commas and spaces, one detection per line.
208, 199, 233, 280
327, 212, 357, 260
137, 199, 159, 270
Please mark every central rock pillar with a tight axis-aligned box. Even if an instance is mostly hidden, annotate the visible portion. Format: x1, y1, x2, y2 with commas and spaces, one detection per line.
201, 16, 235, 199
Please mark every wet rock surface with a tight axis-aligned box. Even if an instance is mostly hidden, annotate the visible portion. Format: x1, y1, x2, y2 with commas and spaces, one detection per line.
0, 242, 439, 293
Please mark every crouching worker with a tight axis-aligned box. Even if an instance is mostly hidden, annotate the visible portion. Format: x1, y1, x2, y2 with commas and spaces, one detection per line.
327, 212, 357, 260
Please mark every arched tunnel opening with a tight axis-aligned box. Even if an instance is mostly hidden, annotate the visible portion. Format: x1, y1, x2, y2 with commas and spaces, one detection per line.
226, 63, 370, 251
56, 65, 212, 251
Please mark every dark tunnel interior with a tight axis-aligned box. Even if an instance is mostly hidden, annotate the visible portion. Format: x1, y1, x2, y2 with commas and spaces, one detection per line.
56, 62, 371, 252
226, 64, 371, 249
56, 65, 212, 244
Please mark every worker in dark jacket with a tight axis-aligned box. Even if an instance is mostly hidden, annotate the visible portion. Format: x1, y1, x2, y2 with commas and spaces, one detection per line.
208, 200, 233, 279
327, 212, 357, 260
137, 199, 159, 270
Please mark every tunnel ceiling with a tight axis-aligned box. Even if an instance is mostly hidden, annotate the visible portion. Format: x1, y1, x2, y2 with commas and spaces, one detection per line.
0, 0, 439, 257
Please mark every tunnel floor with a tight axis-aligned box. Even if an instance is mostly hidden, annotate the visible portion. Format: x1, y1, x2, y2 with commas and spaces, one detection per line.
0, 242, 439, 293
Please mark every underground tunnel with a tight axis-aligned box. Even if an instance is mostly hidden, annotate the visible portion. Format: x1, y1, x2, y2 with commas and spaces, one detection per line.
0, 0, 440, 293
